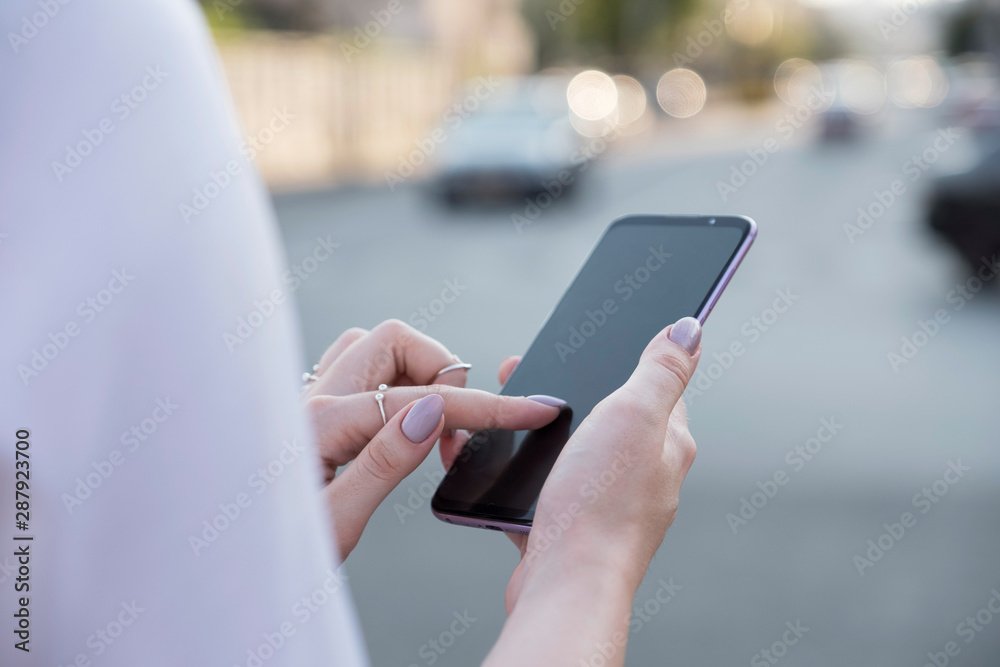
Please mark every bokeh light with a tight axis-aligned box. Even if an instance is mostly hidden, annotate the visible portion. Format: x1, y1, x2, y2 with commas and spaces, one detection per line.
726, 0, 775, 46
886, 57, 949, 109
774, 58, 823, 107
656, 69, 707, 118
567, 70, 618, 121
839, 63, 886, 115
611, 74, 648, 126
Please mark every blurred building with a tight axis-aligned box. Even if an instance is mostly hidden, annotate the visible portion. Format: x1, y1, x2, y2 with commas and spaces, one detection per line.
208, 0, 535, 188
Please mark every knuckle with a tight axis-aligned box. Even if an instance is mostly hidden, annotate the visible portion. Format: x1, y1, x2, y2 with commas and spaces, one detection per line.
338, 327, 367, 343
374, 318, 411, 340
304, 394, 337, 422
356, 442, 404, 484
677, 433, 697, 470
648, 349, 692, 395
423, 383, 449, 396
484, 396, 510, 429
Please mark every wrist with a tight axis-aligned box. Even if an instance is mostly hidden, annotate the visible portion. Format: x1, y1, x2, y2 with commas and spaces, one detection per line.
521, 519, 650, 596
486, 539, 641, 667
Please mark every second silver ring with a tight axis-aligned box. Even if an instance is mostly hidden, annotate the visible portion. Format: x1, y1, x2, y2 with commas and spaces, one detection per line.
375, 383, 389, 426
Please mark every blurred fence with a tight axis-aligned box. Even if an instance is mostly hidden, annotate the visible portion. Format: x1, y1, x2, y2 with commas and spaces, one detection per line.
215, 32, 460, 189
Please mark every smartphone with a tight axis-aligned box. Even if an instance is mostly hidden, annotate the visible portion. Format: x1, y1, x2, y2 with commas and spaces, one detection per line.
431, 214, 757, 533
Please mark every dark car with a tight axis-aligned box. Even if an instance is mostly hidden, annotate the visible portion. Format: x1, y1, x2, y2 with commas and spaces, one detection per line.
928, 137, 1000, 269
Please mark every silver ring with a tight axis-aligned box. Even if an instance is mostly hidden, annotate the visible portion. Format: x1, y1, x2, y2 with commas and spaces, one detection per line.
375, 384, 389, 426
434, 362, 472, 378
302, 364, 320, 385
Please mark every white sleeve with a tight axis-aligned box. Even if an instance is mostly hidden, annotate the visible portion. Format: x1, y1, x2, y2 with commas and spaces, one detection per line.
0, 1, 368, 665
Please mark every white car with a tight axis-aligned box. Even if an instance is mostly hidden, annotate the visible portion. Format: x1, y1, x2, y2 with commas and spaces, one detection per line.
431, 76, 585, 204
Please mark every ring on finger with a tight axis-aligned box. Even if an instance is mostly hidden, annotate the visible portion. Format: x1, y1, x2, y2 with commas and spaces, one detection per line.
434, 362, 472, 378
302, 364, 321, 385
375, 383, 389, 426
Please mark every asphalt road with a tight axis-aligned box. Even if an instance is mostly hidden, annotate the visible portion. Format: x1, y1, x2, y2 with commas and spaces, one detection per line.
274, 108, 1000, 666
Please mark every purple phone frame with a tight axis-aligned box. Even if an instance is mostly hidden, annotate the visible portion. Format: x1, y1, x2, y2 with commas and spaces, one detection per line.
433, 214, 757, 534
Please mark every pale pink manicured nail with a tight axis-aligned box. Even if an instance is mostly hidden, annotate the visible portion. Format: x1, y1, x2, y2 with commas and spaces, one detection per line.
668, 317, 701, 355
402, 394, 445, 442
527, 395, 567, 407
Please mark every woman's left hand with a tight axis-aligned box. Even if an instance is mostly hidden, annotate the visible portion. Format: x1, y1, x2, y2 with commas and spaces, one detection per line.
302, 320, 562, 559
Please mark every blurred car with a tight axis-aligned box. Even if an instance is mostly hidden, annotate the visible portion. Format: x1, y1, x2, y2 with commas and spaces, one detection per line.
815, 62, 873, 142
819, 100, 863, 141
927, 137, 1000, 269
429, 75, 585, 205
943, 59, 1000, 132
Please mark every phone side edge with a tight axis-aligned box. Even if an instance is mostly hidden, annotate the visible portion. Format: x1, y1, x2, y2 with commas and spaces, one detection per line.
431, 508, 532, 535
696, 215, 757, 324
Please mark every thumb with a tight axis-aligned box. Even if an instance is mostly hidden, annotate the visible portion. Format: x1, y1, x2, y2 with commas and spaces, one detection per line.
324, 394, 445, 557
623, 317, 701, 420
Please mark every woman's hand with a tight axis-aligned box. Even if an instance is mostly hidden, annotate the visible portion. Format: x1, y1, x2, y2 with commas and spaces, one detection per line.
302, 320, 563, 559
485, 317, 703, 667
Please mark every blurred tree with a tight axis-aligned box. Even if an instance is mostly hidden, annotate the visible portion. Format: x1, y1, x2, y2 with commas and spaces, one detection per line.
199, 0, 337, 32
523, 0, 697, 70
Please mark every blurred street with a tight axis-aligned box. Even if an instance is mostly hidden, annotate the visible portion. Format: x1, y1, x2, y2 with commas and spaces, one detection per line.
276, 107, 1000, 666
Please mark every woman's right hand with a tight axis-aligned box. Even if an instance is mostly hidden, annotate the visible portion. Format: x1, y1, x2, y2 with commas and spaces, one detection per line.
485, 317, 703, 667
302, 319, 564, 560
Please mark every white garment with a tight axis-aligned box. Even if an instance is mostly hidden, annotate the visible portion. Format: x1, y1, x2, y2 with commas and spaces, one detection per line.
0, 1, 367, 665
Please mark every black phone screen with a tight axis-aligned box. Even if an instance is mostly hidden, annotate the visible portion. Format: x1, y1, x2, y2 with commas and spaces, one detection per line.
432, 215, 753, 527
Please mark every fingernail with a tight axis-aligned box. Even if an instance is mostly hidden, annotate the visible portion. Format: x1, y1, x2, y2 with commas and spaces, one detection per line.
402, 394, 445, 443
527, 395, 567, 407
668, 317, 702, 355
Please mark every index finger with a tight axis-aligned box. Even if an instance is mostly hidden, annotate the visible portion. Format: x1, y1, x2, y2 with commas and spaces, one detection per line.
306, 385, 563, 467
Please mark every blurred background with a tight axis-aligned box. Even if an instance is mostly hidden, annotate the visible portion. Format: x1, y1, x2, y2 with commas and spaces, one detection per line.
202, 0, 1000, 664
